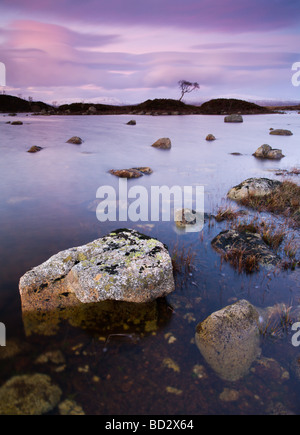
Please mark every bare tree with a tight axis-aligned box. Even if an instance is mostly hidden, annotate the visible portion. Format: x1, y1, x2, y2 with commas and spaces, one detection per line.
178, 80, 200, 101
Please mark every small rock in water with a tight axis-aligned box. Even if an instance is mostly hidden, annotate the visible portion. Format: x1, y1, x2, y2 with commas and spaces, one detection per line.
253, 144, 284, 160
66, 136, 83, 145
126, 120, 136, 125
27, 146, 43, 153
132, 167, 153, 175
151, 137, 172, 150
269, 129, 293, 136
206, 134, 216, 141
109, 168, 144, 178
224, 114, 243, 123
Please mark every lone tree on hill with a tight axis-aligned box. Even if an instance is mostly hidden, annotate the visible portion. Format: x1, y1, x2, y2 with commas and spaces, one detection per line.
178, 80, 200, 101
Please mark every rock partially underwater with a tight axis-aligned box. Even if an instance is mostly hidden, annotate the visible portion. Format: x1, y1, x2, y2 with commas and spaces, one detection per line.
227, 178, 282, 202
19, 229, 175, 335
211, 229, 281, 271
195, 300, 261, 382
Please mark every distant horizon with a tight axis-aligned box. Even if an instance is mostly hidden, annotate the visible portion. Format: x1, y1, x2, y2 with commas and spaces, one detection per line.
1, 91, 300, 109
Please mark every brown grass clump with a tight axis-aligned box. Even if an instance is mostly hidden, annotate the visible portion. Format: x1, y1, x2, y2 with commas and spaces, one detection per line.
222, 247, 260, 274
239, 181, 300, 227
214, 205, 245, 222
171, 243, 196, 277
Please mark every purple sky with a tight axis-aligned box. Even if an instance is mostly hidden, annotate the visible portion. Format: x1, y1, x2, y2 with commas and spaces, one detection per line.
0, 0, 299, 104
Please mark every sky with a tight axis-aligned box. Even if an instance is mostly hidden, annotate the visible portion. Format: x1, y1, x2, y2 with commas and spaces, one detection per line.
0, 0, 299, 105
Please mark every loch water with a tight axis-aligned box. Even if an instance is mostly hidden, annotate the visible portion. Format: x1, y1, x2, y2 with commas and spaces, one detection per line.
0, 112, 299, 415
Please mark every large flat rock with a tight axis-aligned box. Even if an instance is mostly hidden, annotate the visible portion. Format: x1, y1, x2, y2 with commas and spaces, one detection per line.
19, 229, 175, 313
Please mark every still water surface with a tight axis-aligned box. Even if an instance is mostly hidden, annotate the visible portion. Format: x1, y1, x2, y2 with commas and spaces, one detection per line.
0, 112, 300, 414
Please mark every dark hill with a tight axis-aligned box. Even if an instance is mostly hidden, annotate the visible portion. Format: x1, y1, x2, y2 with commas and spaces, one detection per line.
57, 98, 202, 115
131, 98, 201, 114
57, 102, 126, 114
0, 95, 53, 113
199, 98, 272, 115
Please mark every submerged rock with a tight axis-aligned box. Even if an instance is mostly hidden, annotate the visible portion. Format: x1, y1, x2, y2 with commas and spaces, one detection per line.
151, 137, 172, 149
0, 374, 62, 415
269, 129, 293, 136
227, 178, 282, 201
224, 114, 243, 123
11, 121, 23, 125
253, 144, 284, 160
195, 300, 261, 382
126, 120, 136, 125
174, 208, 203, 233
19, 229, 175, 313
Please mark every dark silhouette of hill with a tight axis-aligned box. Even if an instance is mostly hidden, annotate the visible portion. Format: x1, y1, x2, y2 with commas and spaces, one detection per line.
0, 94, 53, 113
0, 94, 277, 115
198, 98, 272, 114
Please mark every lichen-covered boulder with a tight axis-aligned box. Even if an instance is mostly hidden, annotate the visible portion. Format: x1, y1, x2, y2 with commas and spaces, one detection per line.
195, 300, 261, 382
227, 178, 282, 201
19, 229, 175, 312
